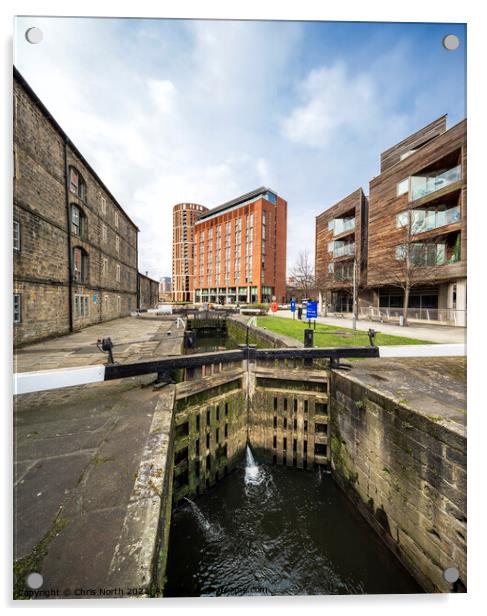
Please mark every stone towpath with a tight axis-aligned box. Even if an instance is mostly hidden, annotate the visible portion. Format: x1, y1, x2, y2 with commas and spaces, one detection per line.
13, 316, 181, 599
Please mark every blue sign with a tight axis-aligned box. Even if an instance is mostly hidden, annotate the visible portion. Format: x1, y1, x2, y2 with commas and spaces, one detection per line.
93, 294, 97, 304
290, 300, 297, 313
306, 301, 318, 320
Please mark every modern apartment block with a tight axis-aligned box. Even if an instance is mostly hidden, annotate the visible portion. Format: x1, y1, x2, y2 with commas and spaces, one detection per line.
315, 188, 369, 312
193, 187, 287, 304
13, 68, 140, 346
315, 115, 467, 325
159, 276, 172, 302
172, 203, 209, 302
367, 116, 466, 325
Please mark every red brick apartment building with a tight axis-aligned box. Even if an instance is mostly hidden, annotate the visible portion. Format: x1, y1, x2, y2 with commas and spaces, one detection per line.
172, 203, 209, 302
13, 68, 146, 346
193, 187, 287, 304
315, 116, 467, 326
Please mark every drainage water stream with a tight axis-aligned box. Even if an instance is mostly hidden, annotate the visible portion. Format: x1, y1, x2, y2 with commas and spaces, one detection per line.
165, 446, 422, 596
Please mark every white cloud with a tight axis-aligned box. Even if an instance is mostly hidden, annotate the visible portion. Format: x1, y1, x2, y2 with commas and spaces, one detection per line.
281, 61, 402, 149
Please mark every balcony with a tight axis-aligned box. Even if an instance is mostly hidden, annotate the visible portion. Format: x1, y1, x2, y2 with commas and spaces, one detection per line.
409, 165, 461, 202
333, 217, 355, 237
411, 205, 460, 235
333, 242, 355, 258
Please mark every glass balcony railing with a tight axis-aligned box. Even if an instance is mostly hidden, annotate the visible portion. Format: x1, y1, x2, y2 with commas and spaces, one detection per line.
333, 217, 355, 237
411, 205, 461, 235
333, 242, 355, 258
410, 165, 461, 201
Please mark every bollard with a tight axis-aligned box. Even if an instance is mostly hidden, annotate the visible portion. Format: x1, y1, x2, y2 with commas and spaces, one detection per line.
304, 328, 314, 348
184, 330, 196, 349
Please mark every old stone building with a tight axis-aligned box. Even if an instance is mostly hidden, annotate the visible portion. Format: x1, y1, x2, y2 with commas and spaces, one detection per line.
138, 272, 160, 310
13, 68, 140, 346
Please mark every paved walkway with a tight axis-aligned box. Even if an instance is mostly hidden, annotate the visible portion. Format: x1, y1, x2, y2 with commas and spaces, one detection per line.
276, 310, 466, 344
13, 316, 181, 599
14, 315, 185, 373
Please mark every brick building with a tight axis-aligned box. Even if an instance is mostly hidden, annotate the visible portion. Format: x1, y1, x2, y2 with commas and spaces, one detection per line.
13, 68, 140, 346
193, 187, 287, 304
159, 276, 172, 302
172, 203, 209, 302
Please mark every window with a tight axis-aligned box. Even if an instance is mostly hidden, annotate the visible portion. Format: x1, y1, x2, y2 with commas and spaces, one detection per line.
72, 247, 88, 283
328, 220, 334, 231
117, 296, 121, 312
328, 241, 334, 253
102, 224, 107, 242
115, 235, 120, 253
397, 178, 409, 197
116, 264, 121, 282
71, 204, 86, 237
69, 167, 86, 200
328, 263, 334, 273
13, 294, 21, 323
74, 294, 89, 318
396, 211, 409, 228
102, 257, 108, 277
13, 220, 21, 251
100, 194, 107, 215
115, 212, 119, 228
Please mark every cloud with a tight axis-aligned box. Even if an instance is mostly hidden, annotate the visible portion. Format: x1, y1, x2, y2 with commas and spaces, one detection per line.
281, 61, 406, 150
14, 18, 465, 280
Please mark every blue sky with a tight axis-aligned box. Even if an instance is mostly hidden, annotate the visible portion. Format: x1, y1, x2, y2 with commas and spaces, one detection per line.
14, 17, 466, 280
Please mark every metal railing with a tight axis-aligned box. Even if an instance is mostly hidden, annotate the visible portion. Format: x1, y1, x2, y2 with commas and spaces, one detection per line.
333, 218, 355, 237
359, 306, 467, 325
333, 242, 355, 258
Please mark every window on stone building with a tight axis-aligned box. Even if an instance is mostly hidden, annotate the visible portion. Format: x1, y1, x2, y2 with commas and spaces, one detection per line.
74, 294, 89, 318
115, 212, 119, 228
13, 293, 21, 323
71, 204, 86, 237
100, 194, 107, 215
72, 247, 88, 283
102, 224, 107, 242
13, 220, 21, 252
115, 235, 120, 253
69, 167, 86, 200
117, 296, 121, 313
102, 257, 108, 277
116, 264, 121, 282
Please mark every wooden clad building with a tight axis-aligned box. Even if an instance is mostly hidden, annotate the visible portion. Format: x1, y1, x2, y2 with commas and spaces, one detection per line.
367, 117, 467, 325
315, 115, 467, 326
315, 188, 369, 313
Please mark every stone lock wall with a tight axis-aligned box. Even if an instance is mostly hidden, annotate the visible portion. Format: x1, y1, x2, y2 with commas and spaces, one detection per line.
329, 370, 467, 593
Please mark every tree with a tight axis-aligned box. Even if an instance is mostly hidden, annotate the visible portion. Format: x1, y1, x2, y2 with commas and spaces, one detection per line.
289, 250, 315, 300
379, 205, 452, 326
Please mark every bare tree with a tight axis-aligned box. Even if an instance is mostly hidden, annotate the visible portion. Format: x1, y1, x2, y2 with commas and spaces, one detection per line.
375, 206, 455, 326
289, 250, 315, 300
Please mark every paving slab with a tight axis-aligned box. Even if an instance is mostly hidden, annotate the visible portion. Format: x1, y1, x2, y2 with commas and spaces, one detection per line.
13, 315, 182, 599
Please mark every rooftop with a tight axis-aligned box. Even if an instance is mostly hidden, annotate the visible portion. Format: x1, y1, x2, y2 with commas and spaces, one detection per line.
196, 186, 280, 223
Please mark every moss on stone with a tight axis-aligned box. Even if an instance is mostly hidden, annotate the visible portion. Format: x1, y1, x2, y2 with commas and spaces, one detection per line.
13, 515, 69, 599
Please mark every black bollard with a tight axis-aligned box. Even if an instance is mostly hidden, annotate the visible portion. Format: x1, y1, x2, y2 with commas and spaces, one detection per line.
304, 328, 314, 348
184, 330, 196, 349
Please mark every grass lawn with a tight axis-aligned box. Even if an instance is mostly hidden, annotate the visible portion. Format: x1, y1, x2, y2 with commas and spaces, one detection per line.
256, 316, 432, 347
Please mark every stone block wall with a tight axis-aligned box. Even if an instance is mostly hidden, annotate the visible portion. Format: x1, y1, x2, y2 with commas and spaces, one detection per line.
13, 70, 138, 345
329, 370, 467, 592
